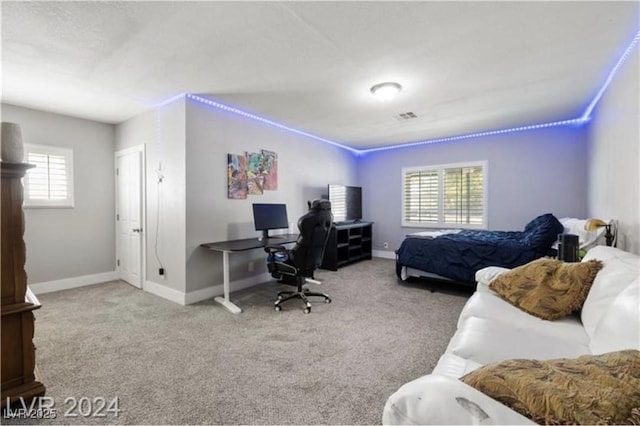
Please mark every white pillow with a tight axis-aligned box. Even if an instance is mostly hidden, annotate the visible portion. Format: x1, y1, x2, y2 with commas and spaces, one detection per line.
555, 217, 607, 250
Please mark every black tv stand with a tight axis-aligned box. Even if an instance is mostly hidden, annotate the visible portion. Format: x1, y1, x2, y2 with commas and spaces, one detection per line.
321, 221, 373, 270
335, 219, 361, 226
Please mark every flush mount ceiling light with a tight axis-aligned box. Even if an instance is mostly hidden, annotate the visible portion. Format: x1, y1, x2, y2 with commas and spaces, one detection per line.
370, 82, 402, 102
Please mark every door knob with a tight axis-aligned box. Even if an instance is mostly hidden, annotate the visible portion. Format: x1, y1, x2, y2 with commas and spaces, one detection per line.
132, 228, 142, 233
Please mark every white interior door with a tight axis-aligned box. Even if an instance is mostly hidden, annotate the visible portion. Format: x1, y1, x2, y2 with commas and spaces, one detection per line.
116, 147, 143, 288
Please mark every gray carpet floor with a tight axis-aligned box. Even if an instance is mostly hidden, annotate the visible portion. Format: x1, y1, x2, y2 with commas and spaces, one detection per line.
13, 258, 471, 425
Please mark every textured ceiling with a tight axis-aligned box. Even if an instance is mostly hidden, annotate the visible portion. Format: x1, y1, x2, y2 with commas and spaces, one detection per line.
2, 1, 638, 150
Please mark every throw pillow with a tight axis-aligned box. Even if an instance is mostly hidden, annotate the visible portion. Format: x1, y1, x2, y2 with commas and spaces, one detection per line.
460, 350, 640, 425
489, 257, 603, 320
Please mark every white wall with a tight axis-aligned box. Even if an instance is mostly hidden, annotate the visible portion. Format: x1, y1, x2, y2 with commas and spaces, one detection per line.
114, 96, 356, 301
115, 108, 156, 152
587, 48, 639, 254
185, 99, 358, 294
1, 104, 116, 284
115, 100, 188, 294
358, 124, 589, 253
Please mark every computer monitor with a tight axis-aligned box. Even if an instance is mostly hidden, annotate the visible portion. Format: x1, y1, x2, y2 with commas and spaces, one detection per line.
252, 203, 289, 240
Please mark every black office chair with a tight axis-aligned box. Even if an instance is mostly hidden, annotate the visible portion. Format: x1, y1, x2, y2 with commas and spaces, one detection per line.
265, 199, 333, 313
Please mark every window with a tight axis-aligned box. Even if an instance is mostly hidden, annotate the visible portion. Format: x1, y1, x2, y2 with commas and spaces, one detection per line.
402, 161, 486, 228
24, 144, 74, 208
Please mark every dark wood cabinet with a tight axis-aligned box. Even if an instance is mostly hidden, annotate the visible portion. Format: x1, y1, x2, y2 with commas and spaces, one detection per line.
1, 161, 45, 407
321, 221, 373, 270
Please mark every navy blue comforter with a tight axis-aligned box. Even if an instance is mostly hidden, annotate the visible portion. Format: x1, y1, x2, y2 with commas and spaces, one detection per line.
396, 213, 563, 283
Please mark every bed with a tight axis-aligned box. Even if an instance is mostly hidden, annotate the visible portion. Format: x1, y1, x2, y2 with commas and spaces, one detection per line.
395, 213, 564, 286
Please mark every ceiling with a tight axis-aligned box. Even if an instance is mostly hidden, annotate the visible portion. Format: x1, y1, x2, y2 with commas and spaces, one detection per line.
2, 1, 638, 150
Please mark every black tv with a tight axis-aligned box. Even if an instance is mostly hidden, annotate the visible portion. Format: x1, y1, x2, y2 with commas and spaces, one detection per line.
328, 184, 362, 223
252, 203, 289, 240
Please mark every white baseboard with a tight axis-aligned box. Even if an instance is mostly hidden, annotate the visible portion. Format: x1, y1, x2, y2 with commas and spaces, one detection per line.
373, 249, 395, 260
183, 285, 217, 306
29, 271, 119, 295
144, 280, 186, 305
146, 272, 273, 306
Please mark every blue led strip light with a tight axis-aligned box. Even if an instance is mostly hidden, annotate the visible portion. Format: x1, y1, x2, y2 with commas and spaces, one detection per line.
363, 29, 640, 154
360, 118, 588, 154
186, 94, 361, 154
165, 29, 639, 155
155, 93, 187, 108
581, 29, 640, 120
186, 93, 586, 155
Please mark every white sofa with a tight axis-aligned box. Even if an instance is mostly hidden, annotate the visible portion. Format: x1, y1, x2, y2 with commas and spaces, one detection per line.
383, 246, 640, 425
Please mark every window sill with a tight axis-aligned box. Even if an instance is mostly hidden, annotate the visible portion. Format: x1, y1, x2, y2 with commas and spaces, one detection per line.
24, 204, 75, 209
401, 222, 487, 230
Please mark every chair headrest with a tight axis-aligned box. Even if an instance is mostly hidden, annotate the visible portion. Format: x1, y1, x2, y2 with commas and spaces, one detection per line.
308, 199, 331, 211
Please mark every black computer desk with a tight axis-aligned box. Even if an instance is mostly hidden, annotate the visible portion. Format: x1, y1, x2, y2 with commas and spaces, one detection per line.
200, 234, 299, 314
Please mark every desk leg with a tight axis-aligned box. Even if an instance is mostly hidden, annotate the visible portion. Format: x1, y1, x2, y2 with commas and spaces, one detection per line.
214, 250, 242, 314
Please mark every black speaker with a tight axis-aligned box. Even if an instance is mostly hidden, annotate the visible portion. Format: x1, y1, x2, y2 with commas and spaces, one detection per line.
558, 234, 579, 262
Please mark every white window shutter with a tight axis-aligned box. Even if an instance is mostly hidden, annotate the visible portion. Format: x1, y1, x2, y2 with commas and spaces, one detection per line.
402, 162, 486, 229
24, 144, 74, 208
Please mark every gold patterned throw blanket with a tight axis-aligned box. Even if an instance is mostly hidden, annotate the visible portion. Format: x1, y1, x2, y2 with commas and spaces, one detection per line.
461, 350, 640, 425
489, 258, 604, 320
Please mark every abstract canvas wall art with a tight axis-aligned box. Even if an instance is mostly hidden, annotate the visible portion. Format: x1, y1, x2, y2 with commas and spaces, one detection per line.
227, 153, 247, 199
261, 149, 278, 190
227, 150, 278, 199
246, 152, 264, 195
